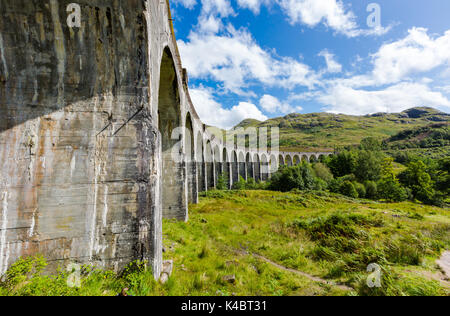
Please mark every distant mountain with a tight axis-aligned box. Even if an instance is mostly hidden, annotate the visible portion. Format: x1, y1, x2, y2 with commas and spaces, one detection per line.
233, 107, 450, 152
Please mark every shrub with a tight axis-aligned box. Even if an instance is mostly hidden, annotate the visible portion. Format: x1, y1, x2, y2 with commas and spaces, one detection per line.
339, 181, 359, 198
216, 172, 229, 190
364, 181, 378, 199
312, 163, 334, 183
268, 163, 315, 192
355, 182, 366, 199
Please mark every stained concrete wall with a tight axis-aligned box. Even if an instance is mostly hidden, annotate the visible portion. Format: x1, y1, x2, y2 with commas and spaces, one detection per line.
0, 0, 166, 278
0, 0, 333, 278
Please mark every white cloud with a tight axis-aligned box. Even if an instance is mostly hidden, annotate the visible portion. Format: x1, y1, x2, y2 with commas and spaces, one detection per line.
189, 87, 268, 129
195, 0, 235, 33
236, 0, 270, 14
173, 0, 198, 10
260, 94, 303, 114
319, 49, 342, 73
178, 26, 319, 95
276, 0, 390, 37
319, 82, 450, 115
333, 28, 450, 89
371, 28, 450, 85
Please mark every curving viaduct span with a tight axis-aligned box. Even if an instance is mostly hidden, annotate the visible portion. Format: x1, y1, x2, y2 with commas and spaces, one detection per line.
0, 1, 332, 278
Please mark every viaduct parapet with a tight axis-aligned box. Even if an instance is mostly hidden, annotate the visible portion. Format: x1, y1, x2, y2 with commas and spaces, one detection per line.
0, 0, 332, 278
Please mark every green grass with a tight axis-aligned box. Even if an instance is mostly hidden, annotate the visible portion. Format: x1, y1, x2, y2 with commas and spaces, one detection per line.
1, 190, 449, 296
234, 107, 449, 152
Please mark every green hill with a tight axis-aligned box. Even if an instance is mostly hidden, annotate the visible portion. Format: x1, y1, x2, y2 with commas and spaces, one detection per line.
234, 107, 450, 152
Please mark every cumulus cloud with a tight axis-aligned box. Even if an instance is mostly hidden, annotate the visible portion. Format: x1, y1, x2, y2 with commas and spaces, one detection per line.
276, 0, 390, 37
260, 94, 303, 114
172, 0, 198, 10
333, 28, 450, 89
178, 26, 319, 95
371, 28, 450, 85
236, 0, 270, 14
189, 87, 267, 129
319, 82, 450, 115
319, 49, 342, 73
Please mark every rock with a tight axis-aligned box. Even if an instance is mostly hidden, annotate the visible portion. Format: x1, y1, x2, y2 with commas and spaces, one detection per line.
162, 260, 174, 276
201, 218, 208, 223
223, 275, 236, 284
160, 273, 170, 284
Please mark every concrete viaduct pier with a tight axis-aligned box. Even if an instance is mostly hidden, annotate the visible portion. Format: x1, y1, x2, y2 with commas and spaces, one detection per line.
0, 0, 332, 278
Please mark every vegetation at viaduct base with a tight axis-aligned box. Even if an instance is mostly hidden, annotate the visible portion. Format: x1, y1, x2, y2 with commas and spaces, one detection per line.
1, 190, 448, 296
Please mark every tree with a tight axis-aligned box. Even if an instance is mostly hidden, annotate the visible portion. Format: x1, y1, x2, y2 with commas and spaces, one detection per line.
313, 163, 334, 183
354, 150, 383, 182
436, 157, 450, 195
268, 163, 315, 192
399, 161, 435, 204
377, 157, 407, 202
327, 151, 357, 178
360, 137, 382, 151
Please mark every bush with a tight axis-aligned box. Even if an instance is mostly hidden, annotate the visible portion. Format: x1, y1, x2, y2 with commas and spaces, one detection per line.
268, 163, 315, 192
232, 176, 247, 190
312, 163, 334, 183
355, 182, 366, 199
339, 181, 359, 198
364, 181, 378, 199
216, 172, 229, 190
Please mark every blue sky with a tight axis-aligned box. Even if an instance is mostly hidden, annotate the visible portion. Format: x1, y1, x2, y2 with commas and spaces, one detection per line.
170, 0, 450, 129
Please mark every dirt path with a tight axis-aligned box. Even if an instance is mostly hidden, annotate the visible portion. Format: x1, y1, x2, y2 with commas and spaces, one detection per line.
239, 249, 353, 291
437, 251, 450, 280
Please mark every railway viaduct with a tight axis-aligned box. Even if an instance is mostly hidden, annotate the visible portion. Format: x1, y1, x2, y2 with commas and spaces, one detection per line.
0, 0, 332, 278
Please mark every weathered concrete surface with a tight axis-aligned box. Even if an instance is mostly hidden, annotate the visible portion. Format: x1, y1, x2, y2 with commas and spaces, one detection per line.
0, 0, 161, 277
0, 0, 333, 279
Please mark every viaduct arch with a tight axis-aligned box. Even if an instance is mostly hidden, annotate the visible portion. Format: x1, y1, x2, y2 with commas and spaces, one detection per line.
0, 0, 333, 279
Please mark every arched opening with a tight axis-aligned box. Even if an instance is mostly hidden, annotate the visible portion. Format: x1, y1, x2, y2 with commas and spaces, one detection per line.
285, 155, 293, 167
214, 145, 221, 188
158, 47, 186, 221
261, 154, 269, 181
319, 154, 326, 163
223, 148, 231, 189
196, 133, 205, 192
293, 155, 301, 165
238, 152, 246, 180
246, 153, 253, 180
310, 155, 317, 163
302, 155, 309, 162
253, 154, 261, 182
185, 113, 196, 204
231, 151, 239, 185
279, 155, 285, 166
269, 154, 278, 176
206, 141, 214, 189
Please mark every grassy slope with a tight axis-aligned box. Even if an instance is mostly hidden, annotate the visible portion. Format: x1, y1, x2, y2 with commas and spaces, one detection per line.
234, 107, 449, 152
2, 190, 448, 296
160, 191, 450, 296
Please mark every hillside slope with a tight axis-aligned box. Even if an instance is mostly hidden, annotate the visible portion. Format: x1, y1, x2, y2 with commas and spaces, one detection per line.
234, 107, 450, 152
